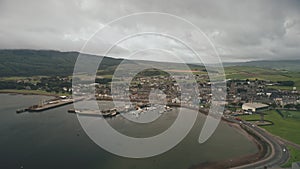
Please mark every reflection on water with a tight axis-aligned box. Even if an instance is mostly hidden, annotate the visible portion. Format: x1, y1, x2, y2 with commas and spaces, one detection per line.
0, 94, 257, 169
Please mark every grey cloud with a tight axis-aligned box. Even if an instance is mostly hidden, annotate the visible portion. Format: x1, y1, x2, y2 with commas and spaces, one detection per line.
0, 0, 299, 62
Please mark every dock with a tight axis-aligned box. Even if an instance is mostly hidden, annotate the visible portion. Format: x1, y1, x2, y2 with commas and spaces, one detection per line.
75, 108, 120, 118
16, 96, 85, 113
28, 99, 74, 112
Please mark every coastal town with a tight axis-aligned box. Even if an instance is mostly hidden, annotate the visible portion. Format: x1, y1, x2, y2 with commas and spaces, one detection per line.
2, 67, 300, 169
81, 73, 298, 111
2, 1, 300, 168
7, 72, 299, 115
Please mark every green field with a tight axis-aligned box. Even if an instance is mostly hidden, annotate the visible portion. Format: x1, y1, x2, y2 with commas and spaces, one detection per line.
225, 66, 300, 89
240, 110, 300, 145
281, 110, 300, 119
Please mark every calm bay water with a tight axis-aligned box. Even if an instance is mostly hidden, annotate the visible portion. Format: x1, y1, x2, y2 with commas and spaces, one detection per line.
0, 94, 257, 169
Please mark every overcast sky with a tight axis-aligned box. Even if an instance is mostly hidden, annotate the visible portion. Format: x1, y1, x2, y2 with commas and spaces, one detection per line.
0, 0, 299, 62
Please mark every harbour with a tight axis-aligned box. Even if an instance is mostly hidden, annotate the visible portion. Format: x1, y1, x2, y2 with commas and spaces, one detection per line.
73, 102, 173, 118
19, 95, 175, 119
2, 94, 258, 169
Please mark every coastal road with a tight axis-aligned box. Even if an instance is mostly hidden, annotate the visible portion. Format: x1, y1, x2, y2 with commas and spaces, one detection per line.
227, 118, 289, 169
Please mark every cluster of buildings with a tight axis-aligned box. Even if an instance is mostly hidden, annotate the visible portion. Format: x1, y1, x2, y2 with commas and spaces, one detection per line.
91, 75, 299, 114
227, 79, 299, 110
0, 76, 72, 94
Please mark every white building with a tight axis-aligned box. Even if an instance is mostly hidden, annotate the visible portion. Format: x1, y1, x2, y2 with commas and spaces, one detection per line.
242, 103, 269, 112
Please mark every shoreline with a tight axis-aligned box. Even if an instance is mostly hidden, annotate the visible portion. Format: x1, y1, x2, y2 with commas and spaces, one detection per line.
189, 120, 268, 169
0, 90, 68, 97
225, 121, 267, 168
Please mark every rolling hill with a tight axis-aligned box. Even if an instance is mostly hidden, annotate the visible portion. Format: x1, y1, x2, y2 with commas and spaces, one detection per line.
224, 60, 300, 71
0, 50, 299, 85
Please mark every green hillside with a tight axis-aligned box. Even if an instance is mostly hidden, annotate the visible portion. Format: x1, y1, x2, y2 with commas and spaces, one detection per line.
0, 49, 299, 90
0, 49, 122, 77
225, 60, 300, 71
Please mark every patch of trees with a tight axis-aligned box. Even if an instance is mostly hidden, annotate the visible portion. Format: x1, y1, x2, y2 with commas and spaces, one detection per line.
277, 81, 294, 86
137, 69, 169, 77
95, 78, 112, 84
284, 104, 300, 110
37, 76, 72, 93
0, 76, 72, 94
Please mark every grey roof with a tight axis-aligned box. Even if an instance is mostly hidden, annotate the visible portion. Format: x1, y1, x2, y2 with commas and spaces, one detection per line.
242, 103, 269, 109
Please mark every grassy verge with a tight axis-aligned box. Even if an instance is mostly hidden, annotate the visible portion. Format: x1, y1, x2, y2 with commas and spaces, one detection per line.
240, 110, 300, 167
281, 145, 300, 168
239, 110, 300, 145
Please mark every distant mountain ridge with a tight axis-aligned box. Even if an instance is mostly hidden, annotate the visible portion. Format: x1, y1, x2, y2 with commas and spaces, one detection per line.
0, 49, 122, 77
0, 49, 202, 77
224, 60, 300, 71
0, 49, 299, 77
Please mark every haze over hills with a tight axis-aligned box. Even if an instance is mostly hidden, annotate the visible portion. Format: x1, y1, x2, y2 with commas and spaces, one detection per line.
0, 49, 299, 77
224, 60, 300, 71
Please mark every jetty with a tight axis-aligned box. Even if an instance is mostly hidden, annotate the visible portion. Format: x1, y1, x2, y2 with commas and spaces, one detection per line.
28, 98, 74, 112
16, 96, 84, 113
